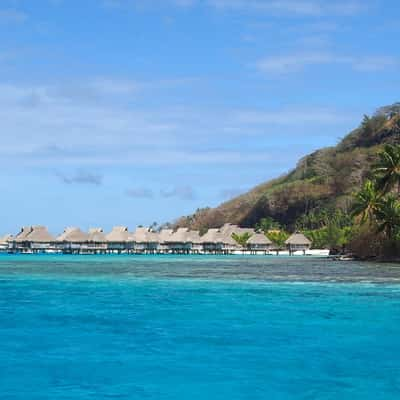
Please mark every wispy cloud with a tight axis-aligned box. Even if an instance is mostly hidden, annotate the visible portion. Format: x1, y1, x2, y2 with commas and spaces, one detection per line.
103, 0, 366, 16
256, 52, 398, 74
56, 170, 103, 186
208, 0, 366, 16
126, 187, 154, 198
235, 108, 353, 125
160, 185, 196, 200
0, 80, 357, 169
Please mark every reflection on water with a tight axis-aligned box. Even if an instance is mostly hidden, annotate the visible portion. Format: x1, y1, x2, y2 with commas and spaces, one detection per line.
0, 254, 400, 283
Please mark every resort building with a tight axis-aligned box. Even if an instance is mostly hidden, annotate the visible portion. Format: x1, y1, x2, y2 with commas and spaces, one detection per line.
106, 226, 132, 253
157, 229, 174, 253
25, 226, 56, 253
132, 227, 158, 254
247, 233, 273, 254
1, 224, 319, 256
285, 233, 312, 255
219, 230, 240, 254
164, 228, 193, 254
87, 228, 108, 254
57, 227, 89, 254
0, 234, 13, 253
11, 226, 33, 252
188, 230, 203, 253
201, 228, 221, 254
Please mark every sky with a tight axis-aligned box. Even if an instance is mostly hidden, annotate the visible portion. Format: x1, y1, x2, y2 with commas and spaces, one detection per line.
1, 0, 399, 234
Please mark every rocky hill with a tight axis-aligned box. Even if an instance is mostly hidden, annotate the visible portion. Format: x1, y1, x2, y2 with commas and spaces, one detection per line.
174, 104, 400, 232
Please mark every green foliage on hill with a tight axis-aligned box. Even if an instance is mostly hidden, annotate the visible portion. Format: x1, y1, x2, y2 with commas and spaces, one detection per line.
348, 144, 400, 259
175, 104, 400, 241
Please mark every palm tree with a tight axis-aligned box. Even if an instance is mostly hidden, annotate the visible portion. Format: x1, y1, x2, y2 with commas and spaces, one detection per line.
374, 144, 400, 194
266, 231, 289, 249
351, 180, 382, 224
231, 232, 252, 247
374, 196, 400, 239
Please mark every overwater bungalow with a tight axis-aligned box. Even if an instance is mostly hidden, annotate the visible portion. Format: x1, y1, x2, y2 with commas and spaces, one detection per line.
157, 229, 174, 253
11, 226, 34, 253
87, 228, 108, 254
200, 228, 220, 254
106, 226, 132, 253
218, 224, 256, 254
219, 230, 240, 254
164, 228, 193, 254
188, 230, 203, 254
4, 222, 319, 256
25, 226, 56, 253
285, 232, 312, 255
0, 234, 13, 253
57, 227, 89, 254
247, 233, 272, 255
132, 227, 158, 254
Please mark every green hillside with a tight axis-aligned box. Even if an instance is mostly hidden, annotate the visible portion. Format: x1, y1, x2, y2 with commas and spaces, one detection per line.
175, 104, 400, 233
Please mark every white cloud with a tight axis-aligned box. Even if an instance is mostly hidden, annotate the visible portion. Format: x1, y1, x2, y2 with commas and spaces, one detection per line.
0, 80, 355, 168
256, 52, 398, 74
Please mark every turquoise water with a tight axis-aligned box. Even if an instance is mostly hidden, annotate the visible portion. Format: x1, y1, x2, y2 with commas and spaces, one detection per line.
1, 255, 400, 399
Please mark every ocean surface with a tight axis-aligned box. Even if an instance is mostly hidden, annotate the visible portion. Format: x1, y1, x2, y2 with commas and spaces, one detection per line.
0, 255, 400, 399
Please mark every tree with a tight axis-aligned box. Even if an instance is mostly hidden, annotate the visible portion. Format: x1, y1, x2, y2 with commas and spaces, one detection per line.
231, 232, 252, 247
325, 219, 352, 253
374, 144, 400, 194
255, 217, 280, 233
266, 231, 289, 249
374, 196, 400, 239
351, 180, 382, 224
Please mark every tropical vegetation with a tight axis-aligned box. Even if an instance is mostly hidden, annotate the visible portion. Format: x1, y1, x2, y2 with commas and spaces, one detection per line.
175, 103, 400, 259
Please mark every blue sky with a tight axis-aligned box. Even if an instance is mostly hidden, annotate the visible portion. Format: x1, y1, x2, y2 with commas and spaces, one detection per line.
1, 0, 399, 234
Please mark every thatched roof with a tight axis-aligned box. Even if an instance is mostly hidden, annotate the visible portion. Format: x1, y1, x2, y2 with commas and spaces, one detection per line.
132, 227, 150, 243
87, 228, 107, 243
158, 229, 173, 243
285, 233, 312, 246
25, 226, 55, 243
248, 233, 272, 245
57, 227, 89, 243
187, 230, 202, 244
168, 228, 190, 243
220, 223, 254, 236
14, 226, 33, 242
221, 232, 237, 246
0, 234, 13, 244
106, 226, 130, 243
146, 231, 159, 243
200, 228, 221, 243
131, 227, 159, 243
218, 224, 254, 246
219, 224, 238, 235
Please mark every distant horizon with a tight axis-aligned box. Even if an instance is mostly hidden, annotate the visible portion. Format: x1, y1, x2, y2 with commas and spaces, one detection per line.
1, 0, 399, 233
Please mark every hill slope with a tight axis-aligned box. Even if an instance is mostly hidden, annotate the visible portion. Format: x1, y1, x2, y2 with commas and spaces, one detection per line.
175, 104, 400, 232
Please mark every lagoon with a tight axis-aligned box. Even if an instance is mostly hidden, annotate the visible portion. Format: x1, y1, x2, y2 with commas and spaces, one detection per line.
0, 255, 400, 399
